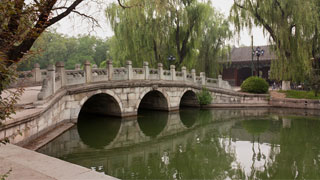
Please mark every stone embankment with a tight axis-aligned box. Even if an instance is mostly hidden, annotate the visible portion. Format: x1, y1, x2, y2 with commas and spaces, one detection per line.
270, 91, 320, 110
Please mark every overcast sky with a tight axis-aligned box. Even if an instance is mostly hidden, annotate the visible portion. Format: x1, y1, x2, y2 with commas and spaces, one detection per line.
53, 0, 269, 47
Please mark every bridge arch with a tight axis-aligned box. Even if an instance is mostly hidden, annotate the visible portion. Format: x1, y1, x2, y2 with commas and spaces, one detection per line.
136, 89, 170, 111
79, 91, 123, 117
179, 89, 200, 107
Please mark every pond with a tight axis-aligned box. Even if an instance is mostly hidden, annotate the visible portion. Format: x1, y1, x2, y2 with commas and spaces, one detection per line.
38, 108, 320, 179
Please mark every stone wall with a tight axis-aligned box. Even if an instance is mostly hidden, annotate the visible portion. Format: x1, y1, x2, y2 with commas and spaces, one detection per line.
270, 98, 320, 110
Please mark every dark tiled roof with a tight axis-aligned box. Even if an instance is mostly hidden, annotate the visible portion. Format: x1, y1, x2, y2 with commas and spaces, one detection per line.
230, 45, 277, 62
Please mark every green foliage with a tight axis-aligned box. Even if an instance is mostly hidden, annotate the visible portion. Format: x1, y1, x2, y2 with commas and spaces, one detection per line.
307, 64, 320, 97
240, 76, 269, 94
0, 62, 24, 121
106, 0, 231, 73
196, 87, 213, 105
0, 168, 12, 180
196, 9, 231, 78
279, 90, 320, 100
18, 32, 111, 70
230, 0, 319, 82
241, 119, 270, 135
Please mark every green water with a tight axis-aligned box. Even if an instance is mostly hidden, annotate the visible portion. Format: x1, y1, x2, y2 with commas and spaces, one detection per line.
38, 108, 320, 179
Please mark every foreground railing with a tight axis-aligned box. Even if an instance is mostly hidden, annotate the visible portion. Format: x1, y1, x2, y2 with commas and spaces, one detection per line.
14, 60, 232, 100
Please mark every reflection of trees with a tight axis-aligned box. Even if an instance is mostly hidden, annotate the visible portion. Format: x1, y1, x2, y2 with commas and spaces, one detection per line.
114, 128, 245, 179
198, 109, 213, 125
242, 119, 271, 179
245, 117, 320, 179
179, 108, 198, 128
169, 130, 244, 179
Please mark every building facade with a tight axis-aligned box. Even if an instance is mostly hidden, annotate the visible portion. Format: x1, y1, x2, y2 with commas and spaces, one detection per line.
222, 46, 276, 86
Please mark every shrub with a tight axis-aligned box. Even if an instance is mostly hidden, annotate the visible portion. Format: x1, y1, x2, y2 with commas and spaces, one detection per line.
197, 87, 213, 105
240, 76, 269, 94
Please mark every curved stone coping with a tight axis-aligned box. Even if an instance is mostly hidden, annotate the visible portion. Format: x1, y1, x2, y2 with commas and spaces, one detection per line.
0, 144, 117, 180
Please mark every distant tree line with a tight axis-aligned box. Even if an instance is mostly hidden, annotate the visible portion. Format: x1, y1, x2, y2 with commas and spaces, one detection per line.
18, 32, 111, 70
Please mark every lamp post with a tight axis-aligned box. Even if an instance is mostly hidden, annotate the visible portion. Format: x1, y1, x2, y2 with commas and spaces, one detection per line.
168, 55, 176, 66
251, 36, 254, 76
253, 47, 264, 77
168, 55, 176, 61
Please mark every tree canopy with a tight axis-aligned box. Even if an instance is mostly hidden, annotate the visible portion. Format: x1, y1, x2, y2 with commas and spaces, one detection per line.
18, 32, 110, 70
230, 0, 319, 82
106, 0, 231, 76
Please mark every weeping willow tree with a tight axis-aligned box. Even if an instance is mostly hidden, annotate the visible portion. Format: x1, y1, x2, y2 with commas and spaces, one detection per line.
106, 0, 231, 72
196, 12, 231, 77
230, 0, 319, 82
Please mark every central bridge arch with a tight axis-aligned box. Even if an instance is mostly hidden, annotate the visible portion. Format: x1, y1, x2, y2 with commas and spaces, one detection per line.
79, 92, 122, 117
137, 90, 170, 111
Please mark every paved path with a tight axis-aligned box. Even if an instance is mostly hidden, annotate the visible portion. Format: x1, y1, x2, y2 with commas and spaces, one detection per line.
2, 86, 41, 106
0, 144, 117, 180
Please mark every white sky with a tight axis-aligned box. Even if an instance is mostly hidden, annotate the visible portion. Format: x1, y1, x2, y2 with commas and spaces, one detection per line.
53, 0, 269, 47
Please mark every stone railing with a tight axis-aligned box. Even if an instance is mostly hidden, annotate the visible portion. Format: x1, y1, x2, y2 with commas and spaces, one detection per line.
37, 60, 231, 100
10, 63, 47, 87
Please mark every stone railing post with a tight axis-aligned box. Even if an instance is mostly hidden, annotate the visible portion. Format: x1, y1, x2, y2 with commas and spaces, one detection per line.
75, 64, 81, 70
170, 65, 176, 81
200, 72, 206, 85
33, 63, 41, 82
218, 75, 223, 88
126, 60, 133, 80
55, 61, 65, 87
107, 60, 113, 80
48, 64, 55, 94
158, 63, 163, 80
144, 62, 149, 80
182, 66, 187, 81
282, 81, 291, 90
84, 61, 92, 83
191, 69, 196, 82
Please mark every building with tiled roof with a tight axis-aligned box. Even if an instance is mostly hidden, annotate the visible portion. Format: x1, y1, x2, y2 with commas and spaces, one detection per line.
222, 45, 276, 86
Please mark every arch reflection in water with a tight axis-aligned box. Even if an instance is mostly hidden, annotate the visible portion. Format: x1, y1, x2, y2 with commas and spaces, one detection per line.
77, 112, 121, 149
137, 110, 168, 137
179, 108, 198, 128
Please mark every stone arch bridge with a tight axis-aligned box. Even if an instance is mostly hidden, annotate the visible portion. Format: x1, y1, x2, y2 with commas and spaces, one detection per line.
2, 60, 268, 145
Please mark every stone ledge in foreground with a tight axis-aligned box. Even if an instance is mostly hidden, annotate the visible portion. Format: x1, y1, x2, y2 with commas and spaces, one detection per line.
0, 144, 118, 180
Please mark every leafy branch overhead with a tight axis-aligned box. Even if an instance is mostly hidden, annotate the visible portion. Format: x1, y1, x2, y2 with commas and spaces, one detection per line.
106, 0, 231, 75
230, 0, 320, 82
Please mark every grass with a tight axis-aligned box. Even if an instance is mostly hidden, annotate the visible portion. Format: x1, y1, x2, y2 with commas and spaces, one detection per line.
279, 90, 320, 100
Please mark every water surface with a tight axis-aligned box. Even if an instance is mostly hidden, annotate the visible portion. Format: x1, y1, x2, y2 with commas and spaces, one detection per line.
38, 108, 320, 179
